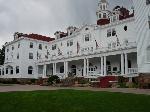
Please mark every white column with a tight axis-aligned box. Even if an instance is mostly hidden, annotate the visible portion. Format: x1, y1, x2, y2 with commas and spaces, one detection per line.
121, 53, 125, 75
87, 58, 89, 76
83, 58, 87, 76
125, 53, 128, 74
55, 63, 57, 75
53, 63, 56, 75
101, 56, 104, 75
63, 61, 66, 78
66, 61, 68, 78
104, 56, 107, 76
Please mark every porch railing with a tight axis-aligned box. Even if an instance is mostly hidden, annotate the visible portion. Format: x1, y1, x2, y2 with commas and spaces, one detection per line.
128, 68, 138, 74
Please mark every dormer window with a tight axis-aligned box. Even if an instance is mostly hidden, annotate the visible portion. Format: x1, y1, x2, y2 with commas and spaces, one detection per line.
30, 42, 33, 48
84, 34, 91, 42
39, 44, 42, 50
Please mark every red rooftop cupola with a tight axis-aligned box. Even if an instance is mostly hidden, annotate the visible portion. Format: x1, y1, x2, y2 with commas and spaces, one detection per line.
96, 0, 110, 25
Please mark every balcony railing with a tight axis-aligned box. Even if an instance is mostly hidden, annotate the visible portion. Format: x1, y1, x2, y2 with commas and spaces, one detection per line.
37, 42, 137, 64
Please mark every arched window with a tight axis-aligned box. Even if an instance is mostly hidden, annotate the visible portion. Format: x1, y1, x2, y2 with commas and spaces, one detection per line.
147, 46, 150, 62
16, 66, 19, 74
28, 66, 33, 75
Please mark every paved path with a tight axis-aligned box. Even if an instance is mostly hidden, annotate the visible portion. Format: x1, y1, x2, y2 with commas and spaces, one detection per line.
0, 85, 150, 95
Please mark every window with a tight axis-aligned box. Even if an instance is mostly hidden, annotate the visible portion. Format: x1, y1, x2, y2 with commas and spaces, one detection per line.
12, 46, 14, 50
146, 0, 150, 5
0, 69, 1, 75
112, 28, 116, 36
45, 46, 47, 49
103, 5, 105, 10
85, 34, 90, 42
17, 53, 19, 59
148, 16, 150, 29
29, 53, 33, 59
28, 66, 33, 74
108, 43, 111, 49
147, 46, 150, 62
30, 42, 33, 48
6, 68, 8, 74
7, 48, 9, 52
16, 66, 19, 74
113, 16, 117, 22
99, 13, 101, 18
124, 26, 128, 31
10, 67, 13, 75
52, 44, 57, 50
60, 66, 64, 73
67, 40, 73, 47
103, 13, 106, 18
2, 69, 4, 75
18, 43, 20, 48
107, 29, 111, 37
39, 44, 42, 50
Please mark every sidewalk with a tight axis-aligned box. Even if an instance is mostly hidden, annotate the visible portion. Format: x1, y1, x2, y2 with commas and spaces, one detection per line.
0, 85, 150, 95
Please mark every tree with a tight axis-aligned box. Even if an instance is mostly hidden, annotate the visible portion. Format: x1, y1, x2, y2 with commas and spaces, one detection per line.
0, 45, 5, 65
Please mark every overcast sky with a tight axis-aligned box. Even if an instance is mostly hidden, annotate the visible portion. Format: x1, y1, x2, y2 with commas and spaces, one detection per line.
0, 0, 133, 48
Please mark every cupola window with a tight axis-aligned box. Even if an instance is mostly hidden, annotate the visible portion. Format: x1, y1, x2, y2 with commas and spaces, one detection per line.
103, 13, 107, 18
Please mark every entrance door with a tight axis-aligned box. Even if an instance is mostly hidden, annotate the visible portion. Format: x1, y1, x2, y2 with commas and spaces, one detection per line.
71, 65, 76, 75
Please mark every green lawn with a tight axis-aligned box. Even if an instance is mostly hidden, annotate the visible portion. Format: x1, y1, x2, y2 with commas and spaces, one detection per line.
0, 90, 149, 112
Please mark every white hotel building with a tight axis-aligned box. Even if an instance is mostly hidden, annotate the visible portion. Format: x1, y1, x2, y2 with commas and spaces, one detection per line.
0, 0, 150, 80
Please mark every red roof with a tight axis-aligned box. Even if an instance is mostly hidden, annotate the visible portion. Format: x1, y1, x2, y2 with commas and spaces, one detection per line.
24, 33, 55, 42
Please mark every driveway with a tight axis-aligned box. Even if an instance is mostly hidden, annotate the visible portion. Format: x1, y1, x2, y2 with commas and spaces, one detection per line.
0, 84, 150, 95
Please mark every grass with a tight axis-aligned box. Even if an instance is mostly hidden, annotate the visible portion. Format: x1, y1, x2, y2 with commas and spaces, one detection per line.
0, 90, 150, 112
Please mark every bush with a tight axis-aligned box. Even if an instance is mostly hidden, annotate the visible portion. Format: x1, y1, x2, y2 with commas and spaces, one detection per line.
47, 75, 60, 85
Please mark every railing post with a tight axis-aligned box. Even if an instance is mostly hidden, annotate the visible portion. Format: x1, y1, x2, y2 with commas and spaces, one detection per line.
125, 53, 128, 75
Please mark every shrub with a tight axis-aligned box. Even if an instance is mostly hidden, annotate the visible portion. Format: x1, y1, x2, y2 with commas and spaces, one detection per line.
47, 75, 60, 85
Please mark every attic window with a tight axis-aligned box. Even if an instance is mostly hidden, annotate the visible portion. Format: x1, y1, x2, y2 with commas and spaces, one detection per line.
85, 28, 89, 31
124, 26, 128, 31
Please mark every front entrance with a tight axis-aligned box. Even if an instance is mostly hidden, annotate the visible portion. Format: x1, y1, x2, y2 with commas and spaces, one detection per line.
71, 65, 76, 75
